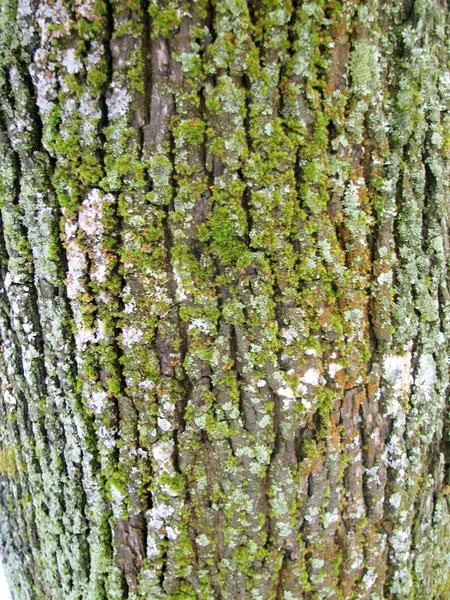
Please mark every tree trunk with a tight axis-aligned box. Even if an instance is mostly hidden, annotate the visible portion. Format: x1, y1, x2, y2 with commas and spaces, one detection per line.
0, 0, 450, 598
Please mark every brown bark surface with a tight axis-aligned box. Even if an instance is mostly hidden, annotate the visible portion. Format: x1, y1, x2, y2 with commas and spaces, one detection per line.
1, 0, 450, 598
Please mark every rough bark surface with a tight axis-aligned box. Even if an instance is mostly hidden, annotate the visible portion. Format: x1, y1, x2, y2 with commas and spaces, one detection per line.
1, 0, 450, 598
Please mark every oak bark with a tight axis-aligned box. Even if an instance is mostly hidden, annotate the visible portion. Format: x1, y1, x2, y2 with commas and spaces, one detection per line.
1, 0, 450, 598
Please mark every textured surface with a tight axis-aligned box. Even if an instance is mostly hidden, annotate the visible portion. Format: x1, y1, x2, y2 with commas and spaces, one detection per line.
1, 0, 450, 598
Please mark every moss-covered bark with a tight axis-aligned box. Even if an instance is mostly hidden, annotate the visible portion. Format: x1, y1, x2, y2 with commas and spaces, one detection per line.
1, 0, 450, 598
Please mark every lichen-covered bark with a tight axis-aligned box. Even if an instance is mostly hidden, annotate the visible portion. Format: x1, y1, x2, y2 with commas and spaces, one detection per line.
1, 0, 450, 598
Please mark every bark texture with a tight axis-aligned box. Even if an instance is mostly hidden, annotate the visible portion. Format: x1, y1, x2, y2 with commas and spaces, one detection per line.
1, 0, 450, 598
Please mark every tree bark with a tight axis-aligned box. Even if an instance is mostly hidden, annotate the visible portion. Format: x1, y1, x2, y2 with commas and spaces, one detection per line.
0, 0, 450, 598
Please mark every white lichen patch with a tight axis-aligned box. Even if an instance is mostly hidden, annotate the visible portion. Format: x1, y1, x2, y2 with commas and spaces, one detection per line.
310, 557, 325, 570
88, 388, 110, 415
386, 430, 408, 485
65, 223, 87, 300
63, 190, 116, 311
157, 417, 172, 432
322, 510, 339, 529
383, 353, 412, 391
97, 424, 117, 450
389, 492, 402, 509
3, 389, 17, 406
110, 484, 125, 519
382, 352, 412, 418
414, 354, 436, 399
173, 265, 189, 301
258, 414, 272, 429
277, 386, 295, 400
79, 94, 102, 141
123, 295, 137, 315
3, 272, 11, 290
165, 526, 179, 541
301, 368, 320, 386
389, 526, 413, 595
138, 379, 154, 390
36, 0, 71, 45
79, 189, 115, 284
304, 505, 320, 524
189, 318, 212, 334
71, 306, 95, 350
61, 48, 83, 74
28, 82, 52, 141
328, 363, 344, 379
152, 440, 174, 472
377, 270, 393, 286
362, 566, 377, 590
350, 40, 380, 96
17, 0, 33, 17
196, 534, 210, 547
146, 535, 159, 558
281, 328, 298, 345
148, 503, 175, 532
75, 0, 97, 20
107, 83, 131, 121
121, 326, 144, 347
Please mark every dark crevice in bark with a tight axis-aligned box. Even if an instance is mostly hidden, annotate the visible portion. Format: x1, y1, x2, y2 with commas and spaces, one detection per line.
246, 0, 258, 30
246, 0, 263, 58
229, 324, 248, 432
401, 0, 416, 24
141, 0, 152, 127
164, 124, 179, 299
239, 168, 253, 247
177, 322, 192, 435
278, 0, 300, 132
421, 153, 434, 262
205, 0, 217, 47
239, 72, 256, 275
437, 282, 450, 488
98, 0, 114, 172
392, 161, 404, 277
358, 398, 374, 518
111, 196, 134, 418
242, 74, 253, 155
274, 553, 287, 600
186, 503, 202, 591
293, 424, 311, 467
10, 51, 43, 154
260, 464, 272, 555
364, 138, 383, 360
163, 125, 192, 435
366, 287, 381, 358
266, 384, 282, 512
158, 543, 168, 592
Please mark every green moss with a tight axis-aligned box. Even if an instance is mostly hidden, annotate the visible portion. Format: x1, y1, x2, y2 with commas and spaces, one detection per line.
0, 447, 19, 478
173, 118, 206, 146
149, 2, 181, 37
199, 205, 250, 265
